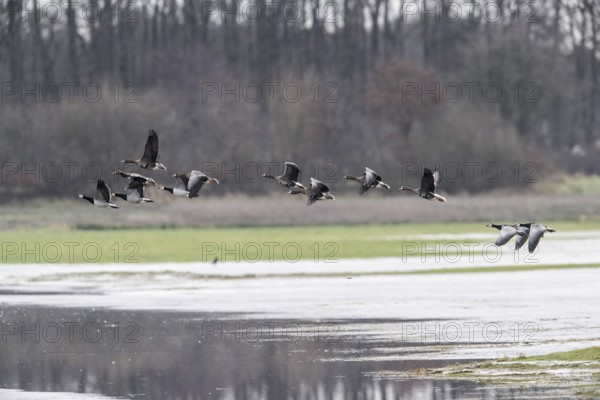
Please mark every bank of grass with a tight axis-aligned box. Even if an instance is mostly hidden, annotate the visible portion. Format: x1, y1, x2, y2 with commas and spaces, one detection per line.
400, 346, 600, 398
523, 346, 600, 362
1, 221, 599, 263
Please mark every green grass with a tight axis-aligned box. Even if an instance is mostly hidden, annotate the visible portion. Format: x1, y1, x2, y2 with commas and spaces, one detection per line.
524, 347, 600, 362
29, 263, 600, 284
1, 221, 599, 263
409, 346, 600, 396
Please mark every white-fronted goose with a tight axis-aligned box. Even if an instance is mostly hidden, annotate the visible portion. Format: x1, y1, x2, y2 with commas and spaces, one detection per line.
262, 162, 304, 188
122, 129, 167, 171
486, 223, 524, 246
528, 223, 556, 253
78, 180, 118, 209
113, 182, 153, 204
113, 170, 157, 189
400, 168, 446, 202
159, 170, 219, 198
289, 178, 335, 206
343, 167, 391, 194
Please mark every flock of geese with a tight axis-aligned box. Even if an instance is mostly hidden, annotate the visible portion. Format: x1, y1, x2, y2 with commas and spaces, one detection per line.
486, 223, 555, 253
78, 129, 555, 253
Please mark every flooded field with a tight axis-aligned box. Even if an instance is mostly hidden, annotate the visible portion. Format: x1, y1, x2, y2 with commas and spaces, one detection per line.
0, 306, 576, 399
0, 232, 599, 399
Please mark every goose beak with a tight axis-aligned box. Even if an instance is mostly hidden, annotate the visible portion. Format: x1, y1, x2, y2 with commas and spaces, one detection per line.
208, 178, 219, 184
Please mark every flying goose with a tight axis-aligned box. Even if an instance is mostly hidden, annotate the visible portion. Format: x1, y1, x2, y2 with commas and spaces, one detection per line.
122, 129, 167, 171
486, 223, 524, 246
289, 178, 335, 206
113, 170, 157, 189
514, 223, 533, 250
159, 170, 219, 198
113, 182, 154, 204
78, 180, 118, 209
343, 167, 391, 194
262, 162, 304, 188
399, 168, 446, 202
528, 223, 556, 253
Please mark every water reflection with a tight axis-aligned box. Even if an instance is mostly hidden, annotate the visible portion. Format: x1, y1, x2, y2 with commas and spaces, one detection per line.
0, 306, 553, 399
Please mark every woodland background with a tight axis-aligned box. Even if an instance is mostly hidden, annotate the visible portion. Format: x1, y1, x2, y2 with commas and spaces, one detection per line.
1, 0, 599, 200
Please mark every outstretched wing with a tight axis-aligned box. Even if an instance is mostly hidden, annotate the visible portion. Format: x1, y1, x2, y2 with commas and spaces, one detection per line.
432, 169, 440, 190
130, 172, 155, 184
312, 178, 330, 194
120, 172, 156, 188
187, 171, 209, 198
528, 224, 546, 253
142, 129, 159, 164
282, 162, 302, 185
306, 178, 329, 206
496, 225, 518, 246
515, 225, 531, 250
361, 167, 380, 194
420, 168, 436, 194
96, 180, 111, 203
127, 182, 144, 199
173, 174, 189, 192
113, 170, 130, 179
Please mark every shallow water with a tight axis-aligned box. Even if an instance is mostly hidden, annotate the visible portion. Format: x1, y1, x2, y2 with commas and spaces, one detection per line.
0, 305, 569, 399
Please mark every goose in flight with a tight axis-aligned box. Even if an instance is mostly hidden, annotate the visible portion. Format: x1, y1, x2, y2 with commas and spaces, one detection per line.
122, 129, 167, 171
486, 223, 524, 246
78, 180, 118, 209
113, 182, 154, 204
343, 167, 391, 194
289, 178, 335, 206
159, 170, 219, 198
400, 168, 446, 202
528, 223, 556, 253
262, 162, 304, 188
113, 170, 157, 189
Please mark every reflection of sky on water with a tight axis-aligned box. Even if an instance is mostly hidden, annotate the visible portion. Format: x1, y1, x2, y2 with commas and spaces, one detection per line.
0, 306, 556, 399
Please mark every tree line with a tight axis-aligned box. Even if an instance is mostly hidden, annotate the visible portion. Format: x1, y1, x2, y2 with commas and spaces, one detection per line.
0, 0, 599, 201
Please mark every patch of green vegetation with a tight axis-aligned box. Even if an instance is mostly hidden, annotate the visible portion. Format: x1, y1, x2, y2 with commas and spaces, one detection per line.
405, 347, 600, 397
547, 174, 600, 196
27, 263, 600, 284
575, 389, 600, 398
0, 222, 598, 263
403, 263, 600, 275
524, 347, 600, 362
